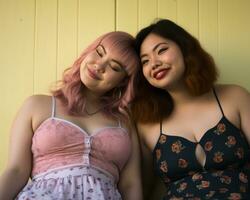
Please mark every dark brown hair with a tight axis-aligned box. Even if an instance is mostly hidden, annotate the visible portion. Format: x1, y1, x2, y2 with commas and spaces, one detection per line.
131, 19, 218, 123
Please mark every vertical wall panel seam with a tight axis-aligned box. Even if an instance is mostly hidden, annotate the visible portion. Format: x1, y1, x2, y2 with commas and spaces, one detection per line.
56, 0, 59, 81
137, 0, 139, 32
77, 0, 79, 56
216, 0, 218, 59
33, 0, 37, 94
156, 0, 158, 18
197, 0, 200, 39
217, 0, 219, 61
176, 0, 178, 22
136, 0, 140, 32
114, 0, 117, 31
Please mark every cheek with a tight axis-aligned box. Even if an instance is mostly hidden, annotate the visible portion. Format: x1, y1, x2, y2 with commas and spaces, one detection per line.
80, 63, 86, 79
105, 74, 125, 88
143, 67, 150, 79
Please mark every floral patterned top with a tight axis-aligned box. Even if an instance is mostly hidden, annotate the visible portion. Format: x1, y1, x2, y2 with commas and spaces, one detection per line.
153, 89, 250, 200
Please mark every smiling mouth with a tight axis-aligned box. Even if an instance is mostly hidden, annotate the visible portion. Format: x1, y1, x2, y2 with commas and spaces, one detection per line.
153, 68, 170, 80
87, 68, 101, 80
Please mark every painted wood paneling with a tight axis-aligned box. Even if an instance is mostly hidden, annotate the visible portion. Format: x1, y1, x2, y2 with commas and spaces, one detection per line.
218, 0, 250, 87
34, 0, 57, 94
116, 0, 138, 36
177, 0, 199, 38
57, 0, 78, 80
199, 0, 218, 60
0, 0, 35, 171
158, 0, 177, 22
78, 0, 115, 53
138, 0, 157, 29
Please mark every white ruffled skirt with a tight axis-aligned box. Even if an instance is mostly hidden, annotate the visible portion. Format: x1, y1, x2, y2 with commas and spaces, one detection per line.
16, 165, 122, 200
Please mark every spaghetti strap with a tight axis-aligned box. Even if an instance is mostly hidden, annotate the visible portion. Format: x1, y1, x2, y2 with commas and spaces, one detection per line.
51, 96, 56, 118
213, 88, 225, 116
118, 120, 122, 128
110, 112, 123, 128
160, 118, 163, 133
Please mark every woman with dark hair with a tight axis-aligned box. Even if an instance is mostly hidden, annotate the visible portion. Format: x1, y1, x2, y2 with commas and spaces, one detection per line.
132, 19, 250, 199
0, 31, 142, 200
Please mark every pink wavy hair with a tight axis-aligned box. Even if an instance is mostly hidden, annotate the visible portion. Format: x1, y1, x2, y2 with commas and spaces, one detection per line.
52, 31, 140, 118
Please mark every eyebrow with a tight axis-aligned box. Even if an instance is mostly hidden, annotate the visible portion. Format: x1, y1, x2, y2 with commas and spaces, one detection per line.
140, 42, 168, 59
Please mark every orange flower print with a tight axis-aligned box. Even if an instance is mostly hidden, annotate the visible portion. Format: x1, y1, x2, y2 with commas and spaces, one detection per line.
177, 182, 187, 192
163, 176, 171, 183
239, 172, 248, 183
171, 140, 185, 153
196, 180, 210, 189
201, 180, 210, 188
219, 188, 229, 193
188, 171, 196, 176
235, 147, 244, 159
228, 193, 242, 200
214, 123, 226, 135
160, 161, 168, 173
206, 191, 215, 198
212, 170, 223, 177
213, 151, 224, 163
240, 185, 247, 193
159, 135, 167, 144
225, 136, 236, 147
192, 173, 203, 181
155, 149, 161, 161
178, 158, 188, 168
204, 141, 213, 151
220, 175, 231, 184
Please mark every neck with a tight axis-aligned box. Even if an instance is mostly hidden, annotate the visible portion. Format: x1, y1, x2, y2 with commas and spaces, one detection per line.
166, 83, 195, 106
84, 89, 104, 115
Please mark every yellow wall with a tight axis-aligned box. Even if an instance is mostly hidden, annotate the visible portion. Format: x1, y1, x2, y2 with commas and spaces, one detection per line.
0, 0, 250, 172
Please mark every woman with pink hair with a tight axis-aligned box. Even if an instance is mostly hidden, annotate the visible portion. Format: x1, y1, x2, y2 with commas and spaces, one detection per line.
0, 31, 142, 200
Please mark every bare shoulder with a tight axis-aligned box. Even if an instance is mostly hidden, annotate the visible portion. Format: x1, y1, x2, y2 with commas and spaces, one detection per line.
25, 94, 52, 104
137, 122, 150, 135
23, 95, 53, 130
137, 122, 158, 138
215, 84, 250, 102
216, 84, 249, 95
22, 95, 51, 113
215, 84, 250, 116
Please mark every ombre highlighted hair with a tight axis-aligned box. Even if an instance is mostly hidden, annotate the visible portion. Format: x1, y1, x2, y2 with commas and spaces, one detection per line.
52, 31, 140, 118
131, 19, 218, 123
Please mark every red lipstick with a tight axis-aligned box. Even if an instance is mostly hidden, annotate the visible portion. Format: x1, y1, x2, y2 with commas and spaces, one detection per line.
87, 68, 101, 80
153, 68, 170, 80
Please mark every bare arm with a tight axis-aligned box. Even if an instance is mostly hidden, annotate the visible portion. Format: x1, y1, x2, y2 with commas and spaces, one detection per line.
138, 123, 166, 200
118, 125, 143, 200
140, 136, 166, 200
237, 86, 250, 145
0, 96, 35, 199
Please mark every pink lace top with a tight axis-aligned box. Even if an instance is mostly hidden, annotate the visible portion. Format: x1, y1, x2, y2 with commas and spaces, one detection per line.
31, 97, 132, 182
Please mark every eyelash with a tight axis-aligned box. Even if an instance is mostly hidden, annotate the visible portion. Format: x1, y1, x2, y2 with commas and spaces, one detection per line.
141, 47, 168, 65
158, 47, 168, 54
96, 49, 103, 57
141, 60, 149, 66
95, 48, 123, 72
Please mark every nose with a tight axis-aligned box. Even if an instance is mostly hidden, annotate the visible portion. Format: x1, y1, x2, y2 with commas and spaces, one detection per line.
94, 61, 107, 73
151, 58, 162, 70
